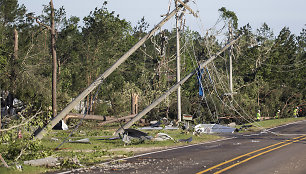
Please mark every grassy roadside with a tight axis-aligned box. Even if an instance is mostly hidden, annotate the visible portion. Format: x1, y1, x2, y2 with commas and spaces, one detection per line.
236, 117, 306, 132
1, 117, 305, 173
42, 129, 221, 165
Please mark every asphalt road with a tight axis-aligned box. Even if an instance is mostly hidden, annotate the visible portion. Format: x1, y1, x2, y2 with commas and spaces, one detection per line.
60, 120, 306, 174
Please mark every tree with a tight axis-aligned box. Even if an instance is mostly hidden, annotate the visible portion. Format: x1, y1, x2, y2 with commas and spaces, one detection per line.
50, 0, 57, 117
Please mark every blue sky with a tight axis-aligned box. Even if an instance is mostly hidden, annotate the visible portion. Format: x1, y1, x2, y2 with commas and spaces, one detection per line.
19, 0, 305, 36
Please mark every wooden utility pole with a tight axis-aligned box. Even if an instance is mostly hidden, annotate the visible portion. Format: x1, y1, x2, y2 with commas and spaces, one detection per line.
115, 36, 241, 135
50, 0, 57, 117
229, 23, 233, 99
34, 0, 190, 140
176, 0, 182, 122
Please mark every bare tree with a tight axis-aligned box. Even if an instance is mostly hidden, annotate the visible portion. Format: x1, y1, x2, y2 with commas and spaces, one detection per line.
28, 0, 58, 117
50, 0, 57, 117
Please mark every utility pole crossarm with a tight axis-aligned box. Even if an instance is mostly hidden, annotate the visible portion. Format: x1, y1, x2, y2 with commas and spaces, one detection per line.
33, 0, 189, 140
177, 0, 198, 17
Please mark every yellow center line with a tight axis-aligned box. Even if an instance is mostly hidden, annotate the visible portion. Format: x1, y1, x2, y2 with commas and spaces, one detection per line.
214, 136, 306, 174
196, 135, 305, 174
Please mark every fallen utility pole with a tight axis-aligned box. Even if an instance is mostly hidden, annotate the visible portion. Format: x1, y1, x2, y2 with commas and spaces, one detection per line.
34, 1, 189, 140
115, 36, 241, 135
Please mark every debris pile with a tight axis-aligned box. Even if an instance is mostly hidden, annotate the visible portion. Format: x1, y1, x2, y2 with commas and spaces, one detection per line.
194, 124, 235, 134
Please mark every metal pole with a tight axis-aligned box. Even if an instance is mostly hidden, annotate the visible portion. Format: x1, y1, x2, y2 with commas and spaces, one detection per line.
34, 1, 189, 140
176, 0, 182, 122
115, 36, 241, 135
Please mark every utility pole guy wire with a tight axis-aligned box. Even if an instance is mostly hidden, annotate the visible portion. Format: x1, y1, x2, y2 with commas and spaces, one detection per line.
115, 36, 241, 135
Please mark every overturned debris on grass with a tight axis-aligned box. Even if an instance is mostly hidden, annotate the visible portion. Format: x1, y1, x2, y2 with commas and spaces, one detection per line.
53, 120, 68, 130
194, 124, 236, 134
68, 138, 91, 144
121, 129, 152, 144
178, 137, 192, 143
153, 133, 175, 142
139, 126, 179, 130
24, 156, 59, 167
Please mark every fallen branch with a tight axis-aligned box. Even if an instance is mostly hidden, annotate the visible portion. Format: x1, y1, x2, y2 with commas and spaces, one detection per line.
0, 154, 9, 168
63, 113, 109, 123
14, 148, 24, 162
0, 111, 42, 132
27, 15, 51, 30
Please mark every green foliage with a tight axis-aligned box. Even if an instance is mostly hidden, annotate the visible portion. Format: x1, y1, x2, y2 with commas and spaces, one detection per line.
0, 109, 54, 163
0, 2, 305, 169
218, 7, 238, 29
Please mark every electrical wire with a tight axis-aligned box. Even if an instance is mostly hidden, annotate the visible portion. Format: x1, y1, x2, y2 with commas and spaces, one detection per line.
55, 83, 103, 149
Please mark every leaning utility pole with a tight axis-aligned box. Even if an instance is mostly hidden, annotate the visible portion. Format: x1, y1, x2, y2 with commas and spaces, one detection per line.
176, 0, 182, 122
34, 0, 190, 140
115, 36, 241, 135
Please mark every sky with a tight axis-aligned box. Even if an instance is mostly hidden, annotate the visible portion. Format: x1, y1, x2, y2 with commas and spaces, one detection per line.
18, 0, 306, 36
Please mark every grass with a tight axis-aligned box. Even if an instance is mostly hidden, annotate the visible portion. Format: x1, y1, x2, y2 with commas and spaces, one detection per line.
41, 128, 220, 165
1, 117, 305, 173
237, 117, 306, 132
0, 165, 53, 174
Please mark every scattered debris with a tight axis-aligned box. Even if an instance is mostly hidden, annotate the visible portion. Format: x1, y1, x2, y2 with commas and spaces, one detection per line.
121, 129, 152, 144
79, 130, 86, 136
139, 126, 179, 130
97, 137, 120, 140
150, 120, 161, 127
68, 138, 91, 144
24, 156, 59, 167
122, 134, 131, 144
228, 122, 236, 128
140, 119, 178, 130
139, 126, 163, 130
164, 126, 179, 130
15, 164, 23, 171
236, 124, 253, 132
178, 137, 193, 143
51, 137, 59, 141
53, 120, 68, 130
194, 124, 235, 134
153, 133, 175, 141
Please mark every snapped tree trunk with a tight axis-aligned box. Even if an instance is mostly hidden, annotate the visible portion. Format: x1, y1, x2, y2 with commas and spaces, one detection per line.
50, 0, 57, 117
131, 93, 138, 115
10, 28, 18, 93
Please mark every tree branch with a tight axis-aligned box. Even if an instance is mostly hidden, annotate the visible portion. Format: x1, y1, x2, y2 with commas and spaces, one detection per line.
0, 111, 42, 132
27, 15, 51, 30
